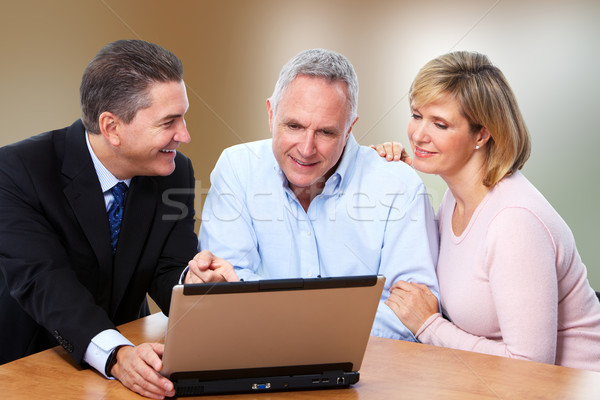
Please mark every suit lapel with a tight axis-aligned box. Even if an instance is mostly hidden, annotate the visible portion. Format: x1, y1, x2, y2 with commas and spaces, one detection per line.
110, 175, 157, 315
61, 121, 114, 310
61, 122, 113, 268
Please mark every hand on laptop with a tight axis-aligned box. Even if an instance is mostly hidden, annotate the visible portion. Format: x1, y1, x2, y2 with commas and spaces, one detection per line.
110, 343, 175, 400
185, 250, 240, 283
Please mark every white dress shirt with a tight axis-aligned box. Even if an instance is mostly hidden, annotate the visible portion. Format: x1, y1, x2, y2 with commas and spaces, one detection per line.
82, 132, 133, 378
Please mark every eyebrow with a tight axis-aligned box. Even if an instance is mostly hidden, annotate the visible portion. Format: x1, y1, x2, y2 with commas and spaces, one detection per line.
412, 107, 452, 124
432, 114, 451, 124
280, 117, 340, 134
158, 114, 184, 122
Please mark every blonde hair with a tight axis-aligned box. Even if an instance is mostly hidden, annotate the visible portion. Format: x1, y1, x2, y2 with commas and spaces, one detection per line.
409, 51, 531, 187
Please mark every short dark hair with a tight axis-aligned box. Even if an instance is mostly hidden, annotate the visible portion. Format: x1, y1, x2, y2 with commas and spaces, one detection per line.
80, 39, 183, 133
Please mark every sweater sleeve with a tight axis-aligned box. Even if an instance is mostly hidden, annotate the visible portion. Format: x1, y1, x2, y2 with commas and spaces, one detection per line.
417, 207, 558, 364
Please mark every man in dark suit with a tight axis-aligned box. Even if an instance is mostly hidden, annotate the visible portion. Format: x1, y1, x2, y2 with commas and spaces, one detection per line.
0, 40, 200, 399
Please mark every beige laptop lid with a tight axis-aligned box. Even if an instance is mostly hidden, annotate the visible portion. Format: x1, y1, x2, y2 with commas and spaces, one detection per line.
161, 275, 384, 378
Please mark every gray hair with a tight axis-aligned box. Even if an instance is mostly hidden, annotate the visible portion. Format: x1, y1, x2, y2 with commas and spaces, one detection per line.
269, 49, 359, 129
80, 39, 183, 134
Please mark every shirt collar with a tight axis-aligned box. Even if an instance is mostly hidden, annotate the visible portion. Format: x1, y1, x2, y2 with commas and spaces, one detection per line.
273, 132, 360, 196
330, 133, 359, 191
85, 131, 131, 192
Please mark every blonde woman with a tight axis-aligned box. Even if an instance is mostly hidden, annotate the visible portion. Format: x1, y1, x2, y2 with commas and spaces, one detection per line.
377, 51, 600, 370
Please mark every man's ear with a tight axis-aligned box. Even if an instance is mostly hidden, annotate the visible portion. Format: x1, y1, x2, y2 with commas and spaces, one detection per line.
266, 99, 274, 134
98, 111, 122, 146
345, 115, 359, 141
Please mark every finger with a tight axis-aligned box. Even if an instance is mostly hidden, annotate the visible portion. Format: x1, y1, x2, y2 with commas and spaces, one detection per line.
151, 343, 165, 360
184, 263, 205, 284
389, 280, 412, 291
189, 268, 226, 284
188, 259, 206, 272
219, 268, 238, 282
392, 142, 403, 161
212, 257, 240, 282
410, 282, 433, 293
136, 345, 175, 396
399, 149, 409, 163
373, 143, 386, 156
137, 343, 164, 372
386, 291, 402, 305
114, 346, 174, 399
192, 250, 215, 268
129, 372, 172, 400
202, 270, 224, 283
385, 293, 407, 314
380, 142, 393, 160
384, 298, 397, 311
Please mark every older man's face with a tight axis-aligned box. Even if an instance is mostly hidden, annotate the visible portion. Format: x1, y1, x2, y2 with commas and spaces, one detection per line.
268, 75, 357, 201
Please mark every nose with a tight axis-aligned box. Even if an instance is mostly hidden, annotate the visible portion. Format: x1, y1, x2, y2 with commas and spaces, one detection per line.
174, 118, 191, 144
297, 131, 317, 158
409, 119, 429, 145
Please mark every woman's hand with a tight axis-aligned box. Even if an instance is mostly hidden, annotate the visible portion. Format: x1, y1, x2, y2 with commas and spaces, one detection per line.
385, 280, 439, 335
370, 142, 413, 166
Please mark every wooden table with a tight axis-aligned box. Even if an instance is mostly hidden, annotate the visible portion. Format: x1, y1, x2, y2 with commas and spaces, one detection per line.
1, 312, 599, 399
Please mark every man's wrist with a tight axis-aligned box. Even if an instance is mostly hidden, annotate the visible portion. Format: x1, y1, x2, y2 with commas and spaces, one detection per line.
105, 345, 126, 377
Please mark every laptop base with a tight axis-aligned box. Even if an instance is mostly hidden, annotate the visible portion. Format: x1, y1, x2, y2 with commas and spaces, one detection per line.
173, 370, 359, 397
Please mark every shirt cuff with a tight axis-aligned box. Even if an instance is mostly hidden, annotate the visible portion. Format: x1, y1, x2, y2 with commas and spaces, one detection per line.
415, 312, 442, 342
83, 329, 134, 379
179, 266, 189, 284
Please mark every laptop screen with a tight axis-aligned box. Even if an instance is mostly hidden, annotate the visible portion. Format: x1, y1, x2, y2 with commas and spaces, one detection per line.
161, 275, 384, 395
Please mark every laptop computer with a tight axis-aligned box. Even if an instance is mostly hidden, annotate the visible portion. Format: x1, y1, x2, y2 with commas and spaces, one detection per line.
161, 274, 385, 396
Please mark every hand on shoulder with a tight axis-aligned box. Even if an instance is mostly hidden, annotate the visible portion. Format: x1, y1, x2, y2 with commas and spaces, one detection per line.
370, 142, 413, 166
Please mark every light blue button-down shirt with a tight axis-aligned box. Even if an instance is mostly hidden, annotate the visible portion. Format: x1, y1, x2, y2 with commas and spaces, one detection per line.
199, 134, 440, 341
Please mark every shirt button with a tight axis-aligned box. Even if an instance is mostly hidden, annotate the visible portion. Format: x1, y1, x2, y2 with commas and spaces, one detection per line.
306, 231, 311, 236
308, 271, 313, 277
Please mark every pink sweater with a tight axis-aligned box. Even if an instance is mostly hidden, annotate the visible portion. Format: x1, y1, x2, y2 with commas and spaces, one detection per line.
416, 171, 600, 371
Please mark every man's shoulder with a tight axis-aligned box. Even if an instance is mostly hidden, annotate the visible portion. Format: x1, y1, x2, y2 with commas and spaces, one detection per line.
216, 138, 274, 173
1, 126, 67, 155
209, 139, 277, 191
222, 138, 272, 158
0, 123, 77, 172
351, 145, 424, 188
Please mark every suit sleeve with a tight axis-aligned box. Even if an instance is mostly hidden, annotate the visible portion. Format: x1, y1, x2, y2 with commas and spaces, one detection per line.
0, 148, 115, 363
148, 155, 199, 312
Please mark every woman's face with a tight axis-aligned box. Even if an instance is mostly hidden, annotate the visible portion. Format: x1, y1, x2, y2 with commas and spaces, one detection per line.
407, 93, 481, 180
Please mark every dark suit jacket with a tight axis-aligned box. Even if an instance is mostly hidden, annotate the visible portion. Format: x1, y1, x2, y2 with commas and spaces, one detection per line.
0, 120, 198, 364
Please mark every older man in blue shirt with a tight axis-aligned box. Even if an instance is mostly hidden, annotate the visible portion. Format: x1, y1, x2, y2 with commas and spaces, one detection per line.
188, 49, 439, 341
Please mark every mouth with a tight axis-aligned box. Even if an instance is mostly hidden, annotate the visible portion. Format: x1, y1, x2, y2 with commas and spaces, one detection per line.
290, 155, 318, 167
159, 149, 177, 154
414, 146, 436, 157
